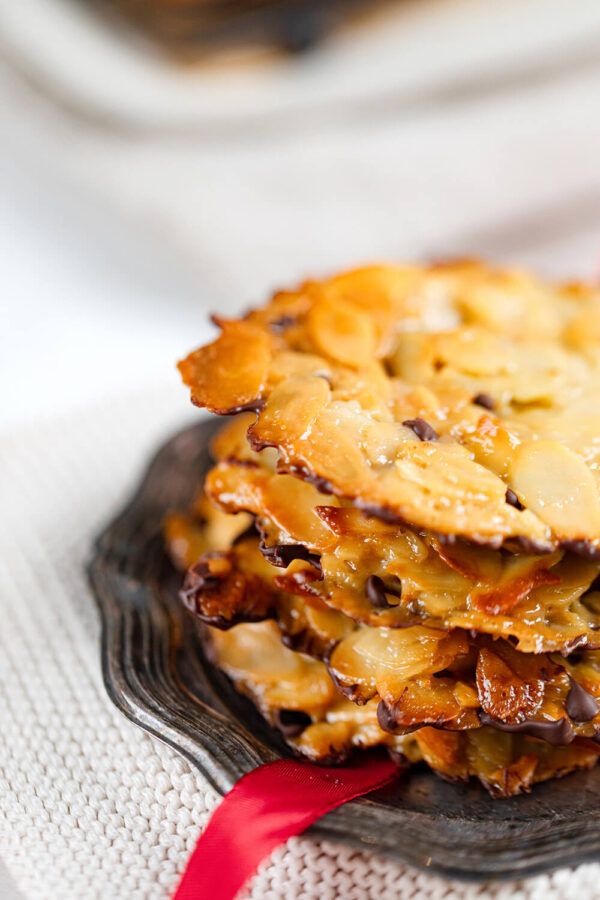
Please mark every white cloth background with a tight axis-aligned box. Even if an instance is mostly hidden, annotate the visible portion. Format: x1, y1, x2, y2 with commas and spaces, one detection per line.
2, 2, 600, 896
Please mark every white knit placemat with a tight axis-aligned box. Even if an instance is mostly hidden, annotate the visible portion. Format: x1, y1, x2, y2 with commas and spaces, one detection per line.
1, 386, 599, 900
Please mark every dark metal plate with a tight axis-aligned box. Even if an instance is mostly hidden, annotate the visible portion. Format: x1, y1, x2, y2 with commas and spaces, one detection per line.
89, 418, 600, 881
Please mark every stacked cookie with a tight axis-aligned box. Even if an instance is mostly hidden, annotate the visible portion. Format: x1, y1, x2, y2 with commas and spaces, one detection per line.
167, 261, 600, 797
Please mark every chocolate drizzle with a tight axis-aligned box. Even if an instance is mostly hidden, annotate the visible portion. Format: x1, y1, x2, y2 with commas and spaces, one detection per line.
366, 574, 402, 609
259, 541, 322, 573
562, 540, 600, 561
328, 667, 367, 705
191, 394, 265, 416
478, 711, 575, 745
565, 677, 599, 723
514, 535, 554, 555
285, 465, 335, 496
356, 501, 403, 525
402, 417, 439, 442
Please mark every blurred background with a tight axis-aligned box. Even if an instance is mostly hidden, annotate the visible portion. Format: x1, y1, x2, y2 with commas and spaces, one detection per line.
1, 2, 600, 897
2, 0, 600, 431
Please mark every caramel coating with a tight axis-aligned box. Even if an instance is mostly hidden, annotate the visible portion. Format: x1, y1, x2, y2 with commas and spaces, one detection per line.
171, 261, 600, 796
203, 429, 600, 654
180, 263, 600, 550
166, 512, 600, 745
206, 620, 599, 797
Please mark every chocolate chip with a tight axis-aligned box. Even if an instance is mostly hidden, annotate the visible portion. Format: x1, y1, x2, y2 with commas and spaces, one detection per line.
505, 488, 525, 510
565, 677, 599, 722
366, 574, 402, 609
473, 393, 495, 410
402, 418, 438, 441
275, 709, 312, 737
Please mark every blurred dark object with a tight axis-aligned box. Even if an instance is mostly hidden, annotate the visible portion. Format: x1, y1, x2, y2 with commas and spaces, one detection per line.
91, 0, 377, 55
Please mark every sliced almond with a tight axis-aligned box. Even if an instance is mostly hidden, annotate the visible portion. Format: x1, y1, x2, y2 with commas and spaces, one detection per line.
178, 320, 271, 413
248, 375, 329, 446
510, 440, 600, 540
307, 296, 377, 367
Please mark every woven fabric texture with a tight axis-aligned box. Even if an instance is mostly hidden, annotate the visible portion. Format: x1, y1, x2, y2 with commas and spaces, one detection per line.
1, 387, 599, 900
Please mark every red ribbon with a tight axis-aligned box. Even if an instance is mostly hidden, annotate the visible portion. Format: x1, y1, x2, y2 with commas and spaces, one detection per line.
173, 754, 399, 900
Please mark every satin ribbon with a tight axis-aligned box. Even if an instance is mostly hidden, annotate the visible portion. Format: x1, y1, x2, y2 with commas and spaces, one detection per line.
173, 753, 399, 900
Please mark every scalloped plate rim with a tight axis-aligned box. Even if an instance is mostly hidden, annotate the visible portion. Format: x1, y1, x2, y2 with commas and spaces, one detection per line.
88, 417, 600, 883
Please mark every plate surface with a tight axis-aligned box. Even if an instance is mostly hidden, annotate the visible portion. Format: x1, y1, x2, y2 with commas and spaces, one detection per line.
89, 419, 600, 881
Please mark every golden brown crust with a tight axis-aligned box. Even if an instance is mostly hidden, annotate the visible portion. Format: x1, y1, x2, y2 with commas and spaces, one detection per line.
166, 517, 600, 744
179, 262, 600, 550
202, 453, 600, 654
178, 320, 271, 415
205, 621, 600, 796
171, 261, 600, 796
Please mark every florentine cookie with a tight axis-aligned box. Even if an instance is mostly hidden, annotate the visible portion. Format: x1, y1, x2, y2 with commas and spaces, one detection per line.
165, 502, 600, 747
179, 262, 600, 552
171, 261, 600, 797
202, 415, 600, 654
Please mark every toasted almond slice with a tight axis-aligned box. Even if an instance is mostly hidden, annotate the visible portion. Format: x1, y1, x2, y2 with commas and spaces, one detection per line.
328, 626, 468, 704
468, 557, 561, 616
268, 350, 333, 385
433, 329, 515, 377
178, 262, 600, 547
277, 417, 371, 491
564, 298, 600, 348
248, 375, 330, 446
381, 677, 477, 730
459, 414, 522, 479
386, 442, 551, 544
210, 412, 260, 464
205, 462, 336, 549
476, 646, 547, 721
178, 320, 271, 413
211, 621, 337, 711
307, 296, 377, 367
510, 441, 600, 540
